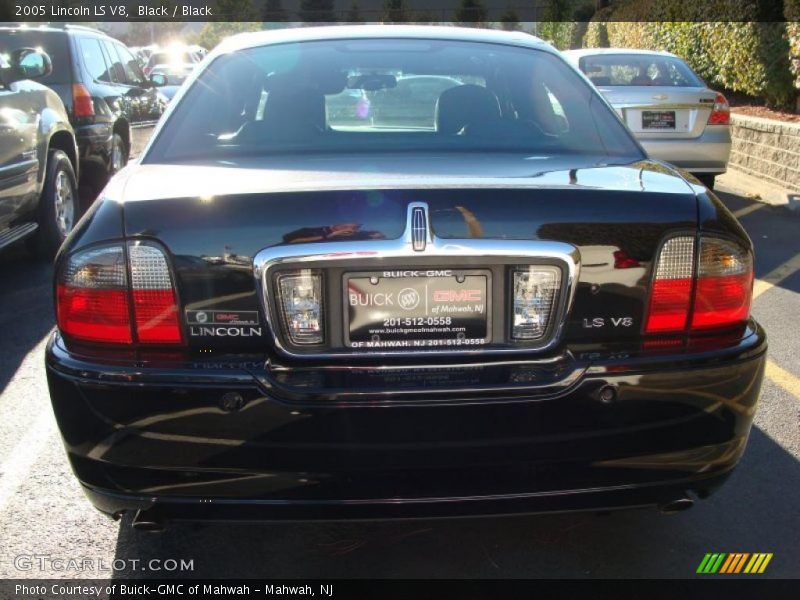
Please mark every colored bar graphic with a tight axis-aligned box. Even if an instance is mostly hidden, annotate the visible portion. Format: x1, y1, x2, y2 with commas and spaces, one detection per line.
697, 553, 728, 574
702, 552, 773, 574
697, 554, 714, 573
734, 553, 750, 573
758, 554, 773, 573
719, 554, 736, 573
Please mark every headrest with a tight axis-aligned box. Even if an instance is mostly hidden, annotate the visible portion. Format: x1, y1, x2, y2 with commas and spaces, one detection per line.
435, 84, 501, 134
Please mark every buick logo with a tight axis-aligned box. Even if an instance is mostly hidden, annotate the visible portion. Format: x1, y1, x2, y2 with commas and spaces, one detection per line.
398, 288, 421, 310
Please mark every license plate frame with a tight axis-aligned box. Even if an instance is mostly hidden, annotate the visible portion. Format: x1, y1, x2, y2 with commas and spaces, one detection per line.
642, 110, 676, 129
343, 269, 491, 350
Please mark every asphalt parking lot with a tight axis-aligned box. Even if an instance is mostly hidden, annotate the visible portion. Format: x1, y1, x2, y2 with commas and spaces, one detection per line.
0, 185, 797, 580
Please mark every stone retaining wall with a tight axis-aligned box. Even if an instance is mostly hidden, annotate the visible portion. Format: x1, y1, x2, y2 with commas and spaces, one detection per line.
729, 113, 800, 193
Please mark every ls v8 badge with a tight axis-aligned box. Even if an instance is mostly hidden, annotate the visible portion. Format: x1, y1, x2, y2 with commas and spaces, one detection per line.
582, 317, 634, 328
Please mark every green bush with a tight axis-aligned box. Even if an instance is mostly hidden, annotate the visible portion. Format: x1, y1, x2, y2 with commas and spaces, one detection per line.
581, 0, 797, 108
538, 22, 577, 50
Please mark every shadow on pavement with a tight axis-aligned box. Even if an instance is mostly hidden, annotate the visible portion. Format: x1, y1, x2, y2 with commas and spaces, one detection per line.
716, 190, 800, 296
110, 427, 798, 579
0, 244, 54, 395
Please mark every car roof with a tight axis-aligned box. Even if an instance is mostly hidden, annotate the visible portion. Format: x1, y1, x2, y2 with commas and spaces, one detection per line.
216, 25, 549, 55
562, 48, 678, 60
0, 24, 111, 38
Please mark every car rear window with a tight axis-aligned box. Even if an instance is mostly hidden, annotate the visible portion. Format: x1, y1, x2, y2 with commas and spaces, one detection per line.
146, 39, 643, 164
79, 38, 114, 83
148, 51, 195, 68
578, 54, 704, 87
0, 30, 72, 84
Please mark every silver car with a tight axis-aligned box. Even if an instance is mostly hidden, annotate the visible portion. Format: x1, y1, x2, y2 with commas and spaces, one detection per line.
563, 48, 730, 188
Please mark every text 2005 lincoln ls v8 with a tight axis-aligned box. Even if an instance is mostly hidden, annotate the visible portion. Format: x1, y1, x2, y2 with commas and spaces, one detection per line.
46, 26, 765, 529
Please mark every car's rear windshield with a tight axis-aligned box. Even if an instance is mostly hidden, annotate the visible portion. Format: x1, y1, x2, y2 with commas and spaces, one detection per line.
145, 39, 643, 163
0, 30, 71, 84
148, 51, 195, 67
578, 54, 704, 87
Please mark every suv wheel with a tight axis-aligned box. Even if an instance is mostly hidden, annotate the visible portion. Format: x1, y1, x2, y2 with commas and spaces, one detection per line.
29, 150, 78, 259
110, 132, 128, 175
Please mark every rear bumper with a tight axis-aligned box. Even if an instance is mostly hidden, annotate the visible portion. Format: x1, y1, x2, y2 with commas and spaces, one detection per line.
639, 125, 731, 173
45, 322, 766, 521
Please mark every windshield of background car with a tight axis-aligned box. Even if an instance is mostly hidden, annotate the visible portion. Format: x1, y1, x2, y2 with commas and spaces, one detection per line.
578, 54, 705, 87
145, 39, 644, 163
0, 31, 71, 84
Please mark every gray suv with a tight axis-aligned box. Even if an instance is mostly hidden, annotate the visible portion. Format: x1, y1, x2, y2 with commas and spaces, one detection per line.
0, 48, 78, 257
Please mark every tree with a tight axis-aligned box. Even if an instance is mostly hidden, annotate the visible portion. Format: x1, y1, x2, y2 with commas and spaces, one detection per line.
384, 0, 407, 22
214, 0, 261, 21
263, 0, 288, 22
500, 8, 520, 31
455, 0, 487, 27
346, 1, 364, 23
0, 0, 12, 20
299, 0, 337, 23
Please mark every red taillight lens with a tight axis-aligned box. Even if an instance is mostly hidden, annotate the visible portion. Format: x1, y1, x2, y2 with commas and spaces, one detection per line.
645, 235, 753, 335
691, 237, 753, 330
56, 243, 183, 346
129, 243, 183, 344
707, 93, 730, 125
645, 236, 695, 333
72, 83, 95, 118
57, 246, 132, 343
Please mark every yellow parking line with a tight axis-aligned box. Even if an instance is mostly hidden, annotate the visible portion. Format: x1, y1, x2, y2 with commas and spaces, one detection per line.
732, 203, 765, 219
752, 252, 800, 300
765, 361, 800, 399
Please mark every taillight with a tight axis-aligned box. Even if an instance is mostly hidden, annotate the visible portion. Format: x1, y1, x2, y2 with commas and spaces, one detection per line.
691, 237, 753, 330
129, 243, 183, 344
276, 270, 324, 345
72, 83, 94, 118
57, 246, 131, 344
645, 236, 694, 333
645, 235, 753, 335
56, 242, 183, 346
707, 93, 730, 125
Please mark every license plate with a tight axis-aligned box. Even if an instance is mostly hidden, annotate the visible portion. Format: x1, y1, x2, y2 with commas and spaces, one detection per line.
642, 110, 676, 129
345, 270, 490, 349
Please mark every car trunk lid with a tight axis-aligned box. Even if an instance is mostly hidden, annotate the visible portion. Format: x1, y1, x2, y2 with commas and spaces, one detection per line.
117, 156, 698, 354
598, 86, 717, 139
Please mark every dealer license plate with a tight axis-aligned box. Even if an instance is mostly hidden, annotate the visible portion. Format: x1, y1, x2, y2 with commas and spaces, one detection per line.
642, 110, 676, 129
345, 270, 490, 349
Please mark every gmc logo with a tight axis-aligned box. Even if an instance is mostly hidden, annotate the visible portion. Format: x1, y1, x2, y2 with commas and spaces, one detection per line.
433, 290, 482, 302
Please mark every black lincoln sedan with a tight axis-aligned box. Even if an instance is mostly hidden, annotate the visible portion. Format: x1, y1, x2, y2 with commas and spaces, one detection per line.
46, 26, 765, 530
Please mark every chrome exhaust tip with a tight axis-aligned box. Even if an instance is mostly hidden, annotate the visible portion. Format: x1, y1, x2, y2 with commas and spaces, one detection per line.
658, 497, 695, 515
132, 507, 166, 532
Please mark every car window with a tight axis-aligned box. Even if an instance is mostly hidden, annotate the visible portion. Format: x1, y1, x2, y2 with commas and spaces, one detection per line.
148, 51, 195, 69
114, 43, 146, 86
79, 38, 113, 83
99, 40, 125, 84
579, 54, 704, 87
147, 39, 642, 163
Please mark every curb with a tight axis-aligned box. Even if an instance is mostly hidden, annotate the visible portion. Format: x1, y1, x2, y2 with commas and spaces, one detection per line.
716, 168, 800, 212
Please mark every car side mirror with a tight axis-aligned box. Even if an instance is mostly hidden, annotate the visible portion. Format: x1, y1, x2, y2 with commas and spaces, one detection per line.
10, 48, 52, 81
149, 73, 167, 87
